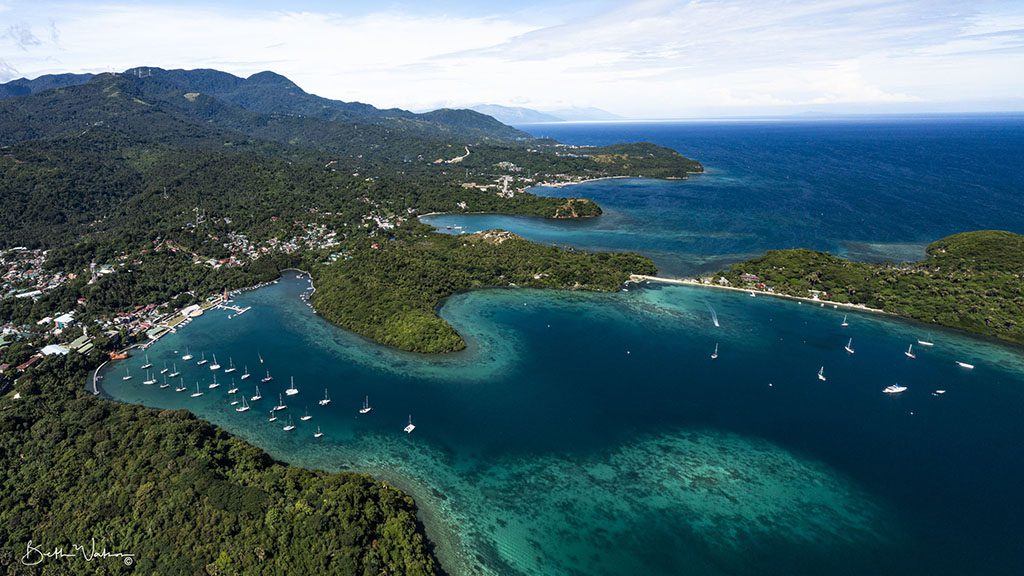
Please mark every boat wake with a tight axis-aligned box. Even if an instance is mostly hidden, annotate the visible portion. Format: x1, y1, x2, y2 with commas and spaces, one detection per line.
706, 303, 720, 327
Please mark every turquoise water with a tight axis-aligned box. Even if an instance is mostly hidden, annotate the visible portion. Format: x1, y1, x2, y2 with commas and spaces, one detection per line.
423, 116, 1024, 276
102, 273, 1024, 575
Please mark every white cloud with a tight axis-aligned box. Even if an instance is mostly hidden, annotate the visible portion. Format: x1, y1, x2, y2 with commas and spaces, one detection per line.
1, 0, 1022, 117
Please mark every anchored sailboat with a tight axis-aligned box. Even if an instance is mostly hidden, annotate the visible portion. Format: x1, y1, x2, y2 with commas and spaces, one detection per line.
141, 354, 152, 370
235, 396, 250, 412
224, 358, 236, 373
283, 415, 295, 432
273, 393, 287, 412
840, 314, 849, 327
319, 388, 331, 406
208, 373, 220, 389
285, 377, 299, 396
905, 344, 916, 359
168, 363, 180, 378
122, 367, 132, 381
210, 354, 221, 371
404, 415, 416, 434
229, 393, 239, 406
227, 380, 238, 394
251, 385, 262, 402
817, 366, 827, 382
359, 396, 372, 415
160, 361, 169, 375
143, 371, 156, 385
300, 407, 312, 421
196, 352, 208, 366
261, 370, 273, 383
241, 365, 251, 380
269, 410, 278, 423
844, 338, 855, 354
159, 376, 170, 389
191, 381, 204, 398
182, 347, 193, 361
175, 378, 187, 392
314, 426, 323, 439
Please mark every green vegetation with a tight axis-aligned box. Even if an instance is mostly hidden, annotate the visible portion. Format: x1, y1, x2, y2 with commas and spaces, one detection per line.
313, 225, 656, 353
720, 231, 1024, 345
0, 354, 438, 574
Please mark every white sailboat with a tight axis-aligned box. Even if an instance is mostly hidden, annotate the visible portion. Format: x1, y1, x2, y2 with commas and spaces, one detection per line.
918, 340, 935, 347
956, 361, 975, 369
175, 378, 187, 392
143, 371, 157, 385
208, 373, 220, 389
844, 338, 855, 354
210, 354, 221, 371
182, 347, 193, 361
122, 367, 132, 381
169, 363, 180, 378
224, 358, 236, 374
160, 361, 169, 375
904, 344, 916, 359
314, 426, 323, 439
141, 354, 152, 370
300, 407, 312, 421
196, 352, 208, 366
710, 343, 718, 360
159, 376, 170, 389
404, 415, 416, 434
840, 314, 849, 327
191, 382, 204, 398
283, 415, 295, 432
235, 396, 250, 412
883, 384, 908, 394
318, 388, 331, 406
359, 396, 372, 415
251, 385, 262, 402
269, 410, 278, 423
285, 376, 299, 396
817, 366, 827, 382
273, 393, 287, 412
227, 380, 239, 394
240, 365, 251, 380
229, 393, 239, 406
261, 370, 273, 383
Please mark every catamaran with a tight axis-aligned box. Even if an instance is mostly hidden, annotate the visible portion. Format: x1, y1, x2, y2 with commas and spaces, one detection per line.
159, 376, 170, 389
143, 371, 157, 385
314, 426, 323, 439
285, 377, 299, 396
175, 378, 187, 392
182, 347, 193, 361
261, 370, 273, 383
141, 354, 152, 370
241, 365, 251, 380
122, 367, 132, 381
229, 393, 239, 406
956, 361, 975, 369
251, 385, 262, 402
168, 363, 180, 378
235, 396, 250, 412
273, 393, 287, 412
844, 338, 855, 354
191, 382, 204, 398
208, 373, 220, 389
283, 415, 295, 432
224, 358, 236, 374
318, 388, 331, 406
817, 366, 827, 382
905, 344, 916, 359
210, 354, 221, 371
300, 407, 312, 421
840, 314, 849, 327
883, 384, 908, 394
404, 415, 416, 434
196, 352, 208, 366
359, 396, 372, 415
160, 361, 169, 375
710, 343, 719, 360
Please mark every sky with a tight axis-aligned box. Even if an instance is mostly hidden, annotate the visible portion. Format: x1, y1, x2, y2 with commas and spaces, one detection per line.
1, 0, 1022, 118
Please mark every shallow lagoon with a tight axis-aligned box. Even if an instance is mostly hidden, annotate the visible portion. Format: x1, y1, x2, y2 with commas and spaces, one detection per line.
102, 273, 1024, 575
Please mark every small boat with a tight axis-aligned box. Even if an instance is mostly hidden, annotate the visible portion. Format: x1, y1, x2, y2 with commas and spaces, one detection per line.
817, 366, 827, 382
159, 376, 170, 389
314, 426, 323, 439
269, 410, 278, 422
168, 363, 180, 378
159, 361, 169, 375
143, 371, 157, 385
122, 368, 132, 381
918, 340, 935, 347
141, 354, 153, 370
258, 351, 264, 365
227, 381, 239, 394
261, 370, 273, 383
182, 347, 193, 361
210, 354, 221, 371
956, 361, 975, 369
359, 396, 372, 415
224, 358, 236, 374
273, 394, 287, 412
191, 382, 204, 398
404, 415, 416, 434
283, 415, 295, 432
318, 388, 331, 406
285, 377, 299, 396
300, 407, 312, 422
932, 389, 946, 396
844, 338, 855, 354
840, 314, 849, 327
196, 352, 208, 366
241, 365, 251, 380
229, 393, 239, 406
904, 344, 916, 359
251, 385, 262, 402
235, 396, 250, 412
175, 378, 187, 393
883, 384, 908, 394
710, 343, 718, 360
208, 374, 220, 389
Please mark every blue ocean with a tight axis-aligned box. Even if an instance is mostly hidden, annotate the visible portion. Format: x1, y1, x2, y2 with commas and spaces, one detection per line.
102, 116, 1024, 575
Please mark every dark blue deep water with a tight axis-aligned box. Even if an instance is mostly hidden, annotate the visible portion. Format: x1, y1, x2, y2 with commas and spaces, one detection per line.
102, 117, 1024, 576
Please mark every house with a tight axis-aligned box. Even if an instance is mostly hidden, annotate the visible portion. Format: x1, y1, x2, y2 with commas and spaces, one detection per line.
739, 273, 760, 283
16, 355, 42, 372
40, 344, 70, 356
54, 312, 75, 329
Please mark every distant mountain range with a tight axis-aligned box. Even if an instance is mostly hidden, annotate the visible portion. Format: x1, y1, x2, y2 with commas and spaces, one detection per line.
468, 104, 622, 124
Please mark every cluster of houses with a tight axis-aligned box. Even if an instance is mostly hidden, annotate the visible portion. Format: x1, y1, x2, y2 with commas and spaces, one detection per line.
1, 248, 73, 300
